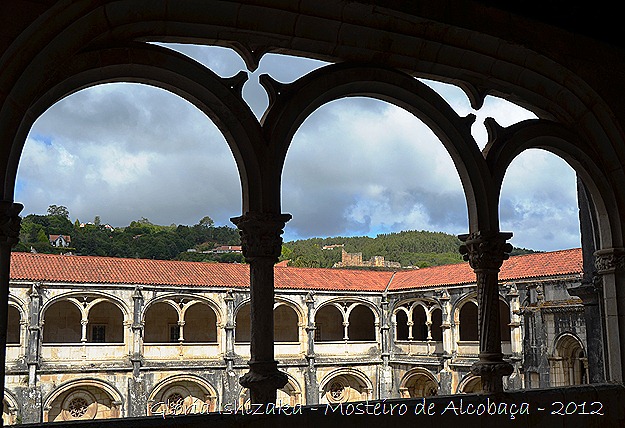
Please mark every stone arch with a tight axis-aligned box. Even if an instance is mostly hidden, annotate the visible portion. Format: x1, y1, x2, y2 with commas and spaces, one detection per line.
550, 333, 588, 387
399, 368, 439, 398
499, 299, 511, 342
3, 391, 19, 426
181, 302, 218, 343
314, 303, 344, 341
346, 304, 376, 341
411, 304, 428, 341
43, 379, 123, 422
42, 299, 83, 343
148, 375, 218, 415
457, 299, 479, 342
6, 303, 21, 345
430, 307, 443, 341
143, 301, 181, 343
394, 307, 410, 341
319, 369, 373, 404
86, 301, 124, 343
273, 303, 299, 343
234, 301, 251, 343
263, 63, 494, 232
2, 41, 264, 211
239, 373, 303, 407
457, 374, 482, 394
454, 293, 510, 342
485, 119, 621, 249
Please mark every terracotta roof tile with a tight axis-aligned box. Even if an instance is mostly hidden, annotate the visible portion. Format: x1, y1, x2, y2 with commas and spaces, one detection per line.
388, 248, 583, 290
9, 248, 582, 292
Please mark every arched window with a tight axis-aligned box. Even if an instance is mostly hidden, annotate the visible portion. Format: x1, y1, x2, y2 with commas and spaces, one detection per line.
400, 370, 438, 398
412, 305, 427, 340
7, 306, 20, 345
321, 373, 371, 404
499, 300, 511, 341
348, 305, 375, 341
459, 301, 478, 341
315, 305, 343, 341
88, 301, 123, 343
235, 303, 250, 343
395, 311, 409, 340
144, 302, 179, 343
274, 305, 298, 342
184, 303, 218, 343
43, 301, 81, 343
430, 308, 443, 341
551, 334, 587, 387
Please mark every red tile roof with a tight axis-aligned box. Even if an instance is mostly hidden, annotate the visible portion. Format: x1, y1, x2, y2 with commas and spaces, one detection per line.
9, 248, 582, 292
388, 248, 583, 290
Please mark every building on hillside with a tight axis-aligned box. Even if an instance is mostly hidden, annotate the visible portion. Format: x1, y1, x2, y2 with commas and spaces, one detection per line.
333, 249, 401, 269
3, 249, 587, 424
48, 235, 71, 248
211, 246, 243, 254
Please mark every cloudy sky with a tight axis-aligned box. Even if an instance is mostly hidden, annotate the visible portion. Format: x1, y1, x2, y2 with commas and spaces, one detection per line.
17, 44, 581, 252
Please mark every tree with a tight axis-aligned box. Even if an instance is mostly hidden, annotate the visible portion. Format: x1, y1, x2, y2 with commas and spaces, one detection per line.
47, 205, 69, 219
198, 216, 214, 228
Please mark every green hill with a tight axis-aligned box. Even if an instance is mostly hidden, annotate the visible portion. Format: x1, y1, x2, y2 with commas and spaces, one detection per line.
281, 230, 538, 269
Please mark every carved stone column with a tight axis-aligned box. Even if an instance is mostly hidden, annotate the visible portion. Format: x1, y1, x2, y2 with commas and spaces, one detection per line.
231, 212, 291, 404
0, 201, 22, 427
593, 248, 625, 382
304, 292, 318, 404
131, 287, 144, 378
459, 231, 514, 393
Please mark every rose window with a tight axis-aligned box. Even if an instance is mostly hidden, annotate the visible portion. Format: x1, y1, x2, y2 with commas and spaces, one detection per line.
329, 382, 346, 402
67, 397, 89, 418
167, 392, 184, 405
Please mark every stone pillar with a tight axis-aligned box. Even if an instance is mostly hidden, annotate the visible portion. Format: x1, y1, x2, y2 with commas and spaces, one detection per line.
593, 248, 625, 382
0, 202, 21, 428
568, 175, 606, 382
26, 282, 41, 386
459, 231, 514, 393
231, 212, 291, 404
438, 289, 453, 395
379, 294, 393, 398
304, 292, 318, 404
131, 287, 143, 378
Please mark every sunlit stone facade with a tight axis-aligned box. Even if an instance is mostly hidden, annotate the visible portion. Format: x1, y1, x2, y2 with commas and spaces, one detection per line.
3, 249, 586, 423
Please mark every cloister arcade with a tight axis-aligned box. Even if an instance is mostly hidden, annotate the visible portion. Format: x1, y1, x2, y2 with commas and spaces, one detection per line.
1, 1, 625, 427
3, 248, 586, 423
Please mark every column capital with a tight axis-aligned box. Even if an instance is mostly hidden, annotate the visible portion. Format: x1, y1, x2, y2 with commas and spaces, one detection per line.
458, 231, 513, 271
0, 201, 23, 247
594, 248, 625, 274
239, 361, 288, 403
231, 212, 291, 261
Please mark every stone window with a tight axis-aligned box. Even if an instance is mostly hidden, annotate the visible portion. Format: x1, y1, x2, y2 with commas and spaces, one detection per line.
90, 325, 106, 343
61, 390, 97, 421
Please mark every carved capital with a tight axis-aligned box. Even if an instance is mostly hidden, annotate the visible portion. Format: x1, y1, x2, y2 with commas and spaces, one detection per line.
231, 212, 291, 261
239, 361, 288, 404
594, 248, 625, 274
0, 201, 23, 247
458, 231, 513, 271
471, 359, 513, 393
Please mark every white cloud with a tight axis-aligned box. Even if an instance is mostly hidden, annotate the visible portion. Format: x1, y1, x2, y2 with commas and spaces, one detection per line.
15, 45, 580, 251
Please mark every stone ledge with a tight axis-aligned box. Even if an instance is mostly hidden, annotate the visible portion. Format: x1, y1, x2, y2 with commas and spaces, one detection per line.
20, 383, 625, 428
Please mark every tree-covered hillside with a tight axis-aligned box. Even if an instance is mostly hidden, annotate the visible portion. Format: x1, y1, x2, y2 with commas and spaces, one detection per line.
281, 230, 538, 269
15, 205, 242, 262
14, 205, 537, 267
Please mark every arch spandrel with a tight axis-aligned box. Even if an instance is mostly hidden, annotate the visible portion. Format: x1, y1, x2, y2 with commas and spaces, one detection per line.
261, 63, 497, 232
2, 43, 268, 213
484, 118, 622, 248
